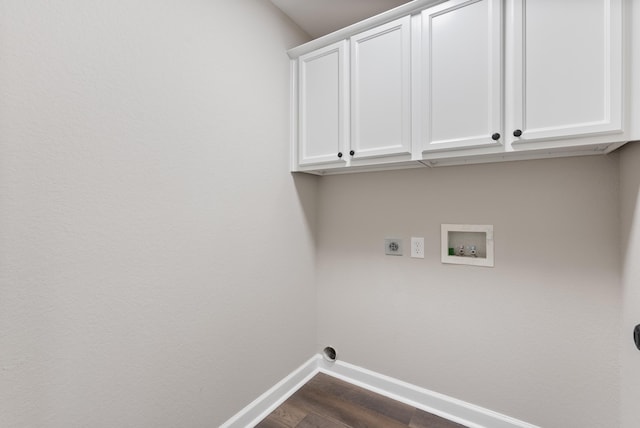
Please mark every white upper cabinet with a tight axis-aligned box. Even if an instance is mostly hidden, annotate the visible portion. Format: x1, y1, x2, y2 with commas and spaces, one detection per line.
288, 0, 630, 174
350, 16, 412, 160
419, 0, 503, 153
297, 41, 348, 167
506, 0, 623, 148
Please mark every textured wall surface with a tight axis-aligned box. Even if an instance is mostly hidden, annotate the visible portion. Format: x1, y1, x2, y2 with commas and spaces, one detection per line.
620, 143, 640, 428
2, 1, 638, 427
0, 1, 316, 427
316, 155, 621, 428
621, 9, 640, 426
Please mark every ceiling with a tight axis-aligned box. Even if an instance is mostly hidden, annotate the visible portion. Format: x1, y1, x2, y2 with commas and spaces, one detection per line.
269, 0, 412, 39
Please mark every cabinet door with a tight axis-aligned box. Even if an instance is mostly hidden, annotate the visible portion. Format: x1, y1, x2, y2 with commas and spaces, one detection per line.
508, 0, 623, 145
350, 16, 412, 160
298, 41, 349, 166
420, 0, 503, 152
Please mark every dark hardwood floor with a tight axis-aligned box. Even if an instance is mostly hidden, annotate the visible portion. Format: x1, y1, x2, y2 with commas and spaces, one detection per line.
254, 373, 468, 428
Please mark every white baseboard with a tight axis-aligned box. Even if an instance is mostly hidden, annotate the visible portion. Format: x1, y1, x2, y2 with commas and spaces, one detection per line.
219, 355, 320, 428
221, 354, 539, 428
317, 358, 539, 428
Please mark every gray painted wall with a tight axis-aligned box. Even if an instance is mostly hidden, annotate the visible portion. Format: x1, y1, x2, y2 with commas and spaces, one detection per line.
0, 1, 316, 427
620, 143, 640, 428
316, 155, 621, 428
1, 0, 638, 427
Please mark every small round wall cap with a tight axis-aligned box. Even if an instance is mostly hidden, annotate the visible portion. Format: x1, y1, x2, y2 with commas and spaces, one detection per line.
323, 346, 337, 362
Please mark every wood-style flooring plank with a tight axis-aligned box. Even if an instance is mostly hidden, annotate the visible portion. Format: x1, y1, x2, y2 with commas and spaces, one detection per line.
254, 401, 307, 428
296, 412, 351, 428
306, 374, 415, 424
408, 408, 468, 428
254, 373, 468, 428
254, 416, 286, 428
295, 383, 409, 428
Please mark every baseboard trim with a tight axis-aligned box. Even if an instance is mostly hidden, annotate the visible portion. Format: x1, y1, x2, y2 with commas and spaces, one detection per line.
221, 354, 539, 428
318, 358, 539, 428
219, 355, 320, 428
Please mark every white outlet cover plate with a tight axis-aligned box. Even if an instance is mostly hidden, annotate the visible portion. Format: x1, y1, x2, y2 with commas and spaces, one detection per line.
410, 237, 424, 258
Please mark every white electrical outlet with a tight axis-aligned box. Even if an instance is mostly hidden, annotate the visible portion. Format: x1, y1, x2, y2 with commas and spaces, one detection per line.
411, 237, 424, 259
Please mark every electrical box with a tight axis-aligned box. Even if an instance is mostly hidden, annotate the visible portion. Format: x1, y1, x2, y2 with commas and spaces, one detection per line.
384, 238, 403, 256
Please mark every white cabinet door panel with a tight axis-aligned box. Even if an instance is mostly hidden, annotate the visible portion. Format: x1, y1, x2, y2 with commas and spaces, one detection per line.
351, 16, 412, 159
421, 0, 503, 152
509, 0, 623, 144
298, 41, 348, 166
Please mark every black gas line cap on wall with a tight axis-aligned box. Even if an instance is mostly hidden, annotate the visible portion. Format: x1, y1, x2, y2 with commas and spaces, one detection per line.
634, 325, 640, 351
